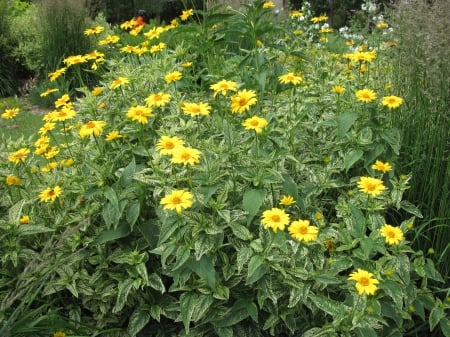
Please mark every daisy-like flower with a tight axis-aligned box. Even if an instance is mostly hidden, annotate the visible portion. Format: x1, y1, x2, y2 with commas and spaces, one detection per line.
348, 269, 379, 296
110, 77, 129, 89
54, 94, 71, 108
376, 22, 388, 29
181, 62, 193, 68
210, 79, 238, 97
39, 122, 56, 135
181, 102, 211, 117
180, 9, 194, 21
19, 215, 30, 224
63, 54, 88, 67
105, 131, 122, 141
288, 220, 319, 242
332, 85, 345, 95
261, 208, 290, 232
91, 87, 103, 96
289, 10, 304, 17
39, 186, 62, 202
60, 158, 75, 167
230, 89, 257, 113
156, 136, 185, 156
165, 71, 183, 84
84, 26, 104, 36
34, 135, 50, 148
278, 72, 302, 85
170, 146, 201, 166
48, 67, 67, 81
1, 108, 19, 119
50, 107, 77, 122
357, 176, 386, 196
41, 162, 58, 172
263, 1, 275, 8
53, 332, 66, 337
145, 92, 171, 107
355, 89, 377, 103
160, 189, 193, 214
43, 146, 59, 159
381, 95, 403, 109
380, 224, 404, 245
5, 175, 21, 186
280, 195, 295, 206
242, 115, 268, 133
40, 88, 59, 97
8, 148, 30, 164
126, 105, 154, 124
144, 26, 164, 40
78, 120, 106, 138
371, 160, 392, 173
121, 45, 137, 54
311, 15, 328, 23
98, 35, 120, 45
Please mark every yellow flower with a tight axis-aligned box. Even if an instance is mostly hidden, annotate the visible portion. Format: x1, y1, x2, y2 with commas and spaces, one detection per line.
19, 215, 30, 224
43, 146, 59, 159
84, 26, 104, 35
50, 107, 77, 122
180, 9, 194, 21
261, 208, 290, 232
5, 175, 21, 186
8, 148, 30, 164
230, 89, 257, 113
63, 54, 88, 67
242, 115, 268, 133
181, 102, 211, 117
54, 94, 71, 108
348, 269, 379, 296
380, 224, 404, 245
376, 22, 388, 29
53, 332, 66, 337
48, 67, 67, 81
105, 131, 122, 141
39, 122, 56, 135
121, 45, 137, 53
126, 105, 154, 124
160, 189, 193, 214
34, 135, 50, 148
278, 72, 302, 85
110, 77, 129, 89
263, 1, 275, 8
145, 92, 171, 107
210, 79, 238, 97
60, 158, 75, 167
156, 136, 185, 156
98, 34, 120, 45
355, 89, 377, 103
181, 62, 193, 68
165, 71, 183, 84
1, 108, 19, 119
40, 88, 59, 97
144, 26, 164, 40
41, 162, 58, 172
357, 176, 386, 196
280, 195, 295, 206
371, 160, 392, 173
91, 87, 103, 96
39, 186, 62, 202
288, 220, 318, 242
311, 15, 328, 23
79, 120, 106, 138
332, 85, 345, 95
381, 95, 403, 109
170, 146, 201, 166
289, 10, 304, 17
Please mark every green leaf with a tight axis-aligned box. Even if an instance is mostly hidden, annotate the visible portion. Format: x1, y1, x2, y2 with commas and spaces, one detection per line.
215, 327, 233, 337
381, 302, 402, 328
237, 247, 252, 273
309, 293, 347, 317
381, 128, 401, 155
137, 220, 159, 249
263, 313, 279, 330
91, 221, 131, 245
148, 273, 165, 293
113, 278, 135, 313
213, 299, 254, 328
379, 280, 403, 310
349, 203, 366, 238
355, 327, 378, 337
9, 199, 26, 224
243, 189, 267, 225
229, 222, 253, 240
430, 307, 445, 331
18, 225, 54, 236
180, 292, 214, 332
337, 112, 358, 137
282, 174, 302, 208
344, 149, 363, 172
360, 237, 375, 259
186, 255, 216, 289
400, 200, 423, 218
158, 216, 179, 246
102, 187, 121, 228
172, 245, 190, 271
246, 255, 267, 284
120, 157, 136, 187
126, 201, 140, 230
440, 317, 450, 337
198, 185, 219, 205
127, 308, 150, 337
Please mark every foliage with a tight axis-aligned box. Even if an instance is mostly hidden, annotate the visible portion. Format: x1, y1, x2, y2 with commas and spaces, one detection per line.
1, 0, 448, 336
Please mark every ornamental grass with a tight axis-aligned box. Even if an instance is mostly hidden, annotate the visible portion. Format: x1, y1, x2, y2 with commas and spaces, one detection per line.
0, 1, 448, 336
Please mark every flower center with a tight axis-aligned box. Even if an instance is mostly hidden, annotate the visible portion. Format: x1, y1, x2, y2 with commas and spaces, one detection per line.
359, 277, 370, 286
298, 226, 308, 234
181, 153, 191, 161
86, 121, 96, 129
387, 230, 396, 238
366, 183, 376, 191
271, 215, 280, 222
239, 98, 248, 106
165, 142, 174, 149
172, 196, 181, 204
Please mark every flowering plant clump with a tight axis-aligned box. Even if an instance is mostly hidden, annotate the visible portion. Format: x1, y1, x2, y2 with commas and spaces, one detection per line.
0, 1, 447, 336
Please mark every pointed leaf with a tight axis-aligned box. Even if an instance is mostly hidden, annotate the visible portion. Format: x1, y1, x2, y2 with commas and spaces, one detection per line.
243, 189, 267, 225
246, 255, 267, 284
430, 307, 445, 331
113, 278, 135, 313
126, 201, 140, 230
120, 157, 136, 187
127, 308, 150, 337
349, 203, 366, 238
9, 199, 26, 224
337, 112, 358, 137
186, 255, 216, 289
344, 149, 363, 172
